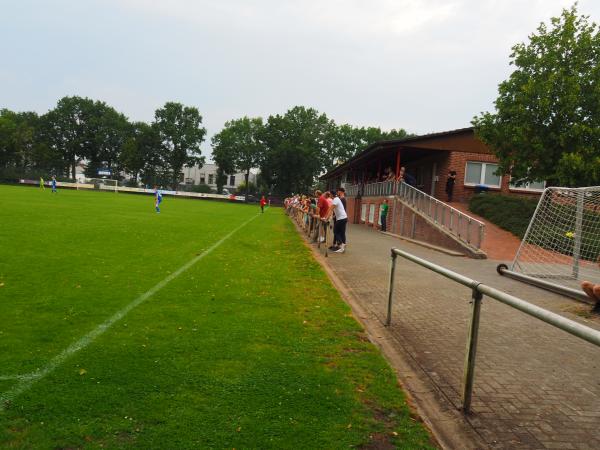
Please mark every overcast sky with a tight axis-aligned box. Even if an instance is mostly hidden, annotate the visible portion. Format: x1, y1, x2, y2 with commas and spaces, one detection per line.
2, 0, 599, 155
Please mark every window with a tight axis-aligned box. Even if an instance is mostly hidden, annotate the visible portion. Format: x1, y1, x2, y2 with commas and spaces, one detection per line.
200, 175, 205, 184
465, 162, 501, 187
361, 204, 367, 222
179, 172, 185, 183
368, 204, 375, 223
208, 174, 214, 185
229, 175, 235, 186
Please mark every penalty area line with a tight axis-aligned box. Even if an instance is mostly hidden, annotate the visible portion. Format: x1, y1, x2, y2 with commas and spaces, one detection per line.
0, 213, 260, 411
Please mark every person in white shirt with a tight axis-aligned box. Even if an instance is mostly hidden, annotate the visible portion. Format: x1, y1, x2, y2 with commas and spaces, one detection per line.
327, 187, 348, 253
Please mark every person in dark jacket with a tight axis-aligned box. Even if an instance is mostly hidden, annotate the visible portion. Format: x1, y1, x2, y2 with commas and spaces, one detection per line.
445, 170, 457, 202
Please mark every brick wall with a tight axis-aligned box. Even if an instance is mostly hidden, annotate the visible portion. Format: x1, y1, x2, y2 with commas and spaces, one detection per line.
345, 195, 482, 257
435, 152, 543, 203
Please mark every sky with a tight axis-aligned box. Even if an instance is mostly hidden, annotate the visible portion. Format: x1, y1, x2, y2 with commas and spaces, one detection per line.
2, 0, 600, 156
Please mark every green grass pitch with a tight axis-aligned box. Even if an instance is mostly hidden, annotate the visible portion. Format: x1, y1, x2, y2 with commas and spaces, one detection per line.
0, 185, 433, 449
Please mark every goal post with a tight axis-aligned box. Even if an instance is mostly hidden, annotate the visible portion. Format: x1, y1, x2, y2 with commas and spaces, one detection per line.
87, 178, 119, 193
499, 186, 600, 302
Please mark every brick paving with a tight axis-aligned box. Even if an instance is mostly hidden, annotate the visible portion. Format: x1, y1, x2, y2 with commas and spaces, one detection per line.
315, 224, 600, 449
449, 202, 522, 261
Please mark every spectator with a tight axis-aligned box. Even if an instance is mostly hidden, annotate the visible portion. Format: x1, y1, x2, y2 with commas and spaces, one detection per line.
317, 191, 332, 243
581, 257, 600, 307
380, 199, 389, 232
398, 166, 416, 186
327, 187, 348, 253
445, 170, 457, 202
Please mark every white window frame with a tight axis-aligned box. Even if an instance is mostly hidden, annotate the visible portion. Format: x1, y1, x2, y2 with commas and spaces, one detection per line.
464, 161, 501, 188
360, 204, 367, 222
368, 204, 375, 223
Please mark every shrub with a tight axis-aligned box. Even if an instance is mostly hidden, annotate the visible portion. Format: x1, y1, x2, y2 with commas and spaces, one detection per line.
191, 184, 213, 194
469, 194, 539, 238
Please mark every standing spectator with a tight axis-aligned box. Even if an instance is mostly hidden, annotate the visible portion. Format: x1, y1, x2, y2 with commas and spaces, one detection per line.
327, 187, 348, 253
380, 199, 389, 232
399, 166, 416, 187
316, 190, 332, 242
445, 170, 457, 202
338, 187, 347, 212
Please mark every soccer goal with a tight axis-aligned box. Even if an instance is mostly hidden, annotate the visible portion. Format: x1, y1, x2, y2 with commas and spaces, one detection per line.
88, 178, 119, 192
498, 186, 600, 301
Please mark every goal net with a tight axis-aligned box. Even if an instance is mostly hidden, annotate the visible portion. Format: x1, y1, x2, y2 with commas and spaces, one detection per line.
88, 178, 119, 192
510, 186, 600, 291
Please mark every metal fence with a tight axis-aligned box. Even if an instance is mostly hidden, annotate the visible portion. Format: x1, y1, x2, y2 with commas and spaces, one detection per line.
386, 247, 600, 414
286, 204, 335, 257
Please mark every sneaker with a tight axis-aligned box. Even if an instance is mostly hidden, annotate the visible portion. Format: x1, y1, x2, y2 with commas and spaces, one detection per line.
334, 246, 345, 253
328, 245, 339, 251
319, 237, 325, 243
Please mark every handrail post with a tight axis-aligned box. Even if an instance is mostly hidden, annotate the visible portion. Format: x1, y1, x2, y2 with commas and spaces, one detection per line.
386, 250, 398, 326
462, 286, 483, 414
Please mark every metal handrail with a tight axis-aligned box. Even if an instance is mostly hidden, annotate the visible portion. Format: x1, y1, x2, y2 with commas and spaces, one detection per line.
345, 181, 486, 249
386, 247, 600, 414
287, 204, 334, 257
396, 181, 485, 249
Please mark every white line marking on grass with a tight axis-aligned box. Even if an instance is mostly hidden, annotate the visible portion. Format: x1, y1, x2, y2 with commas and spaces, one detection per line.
0, 213, 260, 411
0, 375, 28, 381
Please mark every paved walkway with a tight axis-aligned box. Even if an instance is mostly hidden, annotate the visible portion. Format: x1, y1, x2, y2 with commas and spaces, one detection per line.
314, 224, 600, 449
449, 202, 522, 261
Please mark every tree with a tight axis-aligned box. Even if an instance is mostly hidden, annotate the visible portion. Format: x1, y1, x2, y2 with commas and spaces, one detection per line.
212, 116, 264, 201
153, 102, 206, 188
260, 106, 330, 195
473, 5, 600, 187
0, 109, 43, 172
85, 101, 130, 178
42, 96, 95, 179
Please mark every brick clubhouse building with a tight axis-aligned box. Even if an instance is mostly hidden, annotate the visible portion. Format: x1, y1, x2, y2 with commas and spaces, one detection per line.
321, 127, 544, 256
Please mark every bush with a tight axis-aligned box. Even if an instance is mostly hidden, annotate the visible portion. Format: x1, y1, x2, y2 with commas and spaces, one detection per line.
191, 184, 213, 194
236, 181, 257, 195
469, 194, 539, 238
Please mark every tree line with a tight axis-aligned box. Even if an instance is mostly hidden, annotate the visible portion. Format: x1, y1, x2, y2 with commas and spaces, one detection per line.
212, 106, 409, 196
0, 97, 205, 188
0, 98, 409, 195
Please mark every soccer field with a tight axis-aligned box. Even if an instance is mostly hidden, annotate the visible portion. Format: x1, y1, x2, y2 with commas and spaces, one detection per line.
0, 185, 433, 449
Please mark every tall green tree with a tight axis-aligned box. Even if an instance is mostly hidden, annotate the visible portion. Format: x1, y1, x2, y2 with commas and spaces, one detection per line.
0, 109, 42, 171
120, 122, 157, 183
473, 5, 600, 187
42, 96, 95, 179
323, 125, 410, 170
153, 102, 206, 188
212, 116, 264, 199
85, 101, 131, 178
260, 106, 330, 195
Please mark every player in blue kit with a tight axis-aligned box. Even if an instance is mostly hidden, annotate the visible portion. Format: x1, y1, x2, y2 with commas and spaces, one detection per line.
154, 186, 163, 213
51, 176, 57, 193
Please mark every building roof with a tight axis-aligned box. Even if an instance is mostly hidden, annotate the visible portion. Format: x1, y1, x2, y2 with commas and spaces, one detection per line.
322, 127, 485, 179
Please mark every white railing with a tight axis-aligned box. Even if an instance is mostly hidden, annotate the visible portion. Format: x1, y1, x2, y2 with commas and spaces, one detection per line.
396, 181, 485, 250
345, 180, 485, 250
